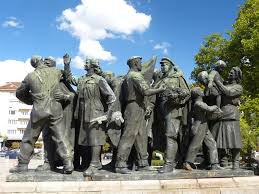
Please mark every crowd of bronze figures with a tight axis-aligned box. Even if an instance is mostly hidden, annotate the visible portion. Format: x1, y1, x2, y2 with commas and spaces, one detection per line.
9, 54, 243, 176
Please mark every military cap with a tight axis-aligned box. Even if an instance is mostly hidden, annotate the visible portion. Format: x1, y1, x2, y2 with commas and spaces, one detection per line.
31, 55, 43, 68
90, 58, 100, 67
160, 57, 175, 66
127, 56, 142, 66
31, 55, 43, 62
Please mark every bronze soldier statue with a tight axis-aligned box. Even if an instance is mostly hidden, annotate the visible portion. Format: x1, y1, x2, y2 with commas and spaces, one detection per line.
63, 55, 116, 176
115, 56, 165, 174
10, 55, 74, 174
154, 57, 190, 173
36, 56, 76, 171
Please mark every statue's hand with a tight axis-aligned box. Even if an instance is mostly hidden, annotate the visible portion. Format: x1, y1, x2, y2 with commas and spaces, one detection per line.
63, 53, 71, 66
65, 93, 75, 102
111, 111, 124, 126
145, 106, 153, 119
53, 90, 64, 101
210, 105, 218, 112
158, 84, 166, 93
208, 81, 213, 89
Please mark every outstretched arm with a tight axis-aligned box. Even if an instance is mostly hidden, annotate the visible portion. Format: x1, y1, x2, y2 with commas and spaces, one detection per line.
63, 54, 78, 86
214, 78, 243, 97
195, 101, 218, 113
133, 74, 165, 96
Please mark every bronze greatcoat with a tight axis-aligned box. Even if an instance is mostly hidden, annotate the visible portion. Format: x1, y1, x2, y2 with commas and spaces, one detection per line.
74, 74, 116, 146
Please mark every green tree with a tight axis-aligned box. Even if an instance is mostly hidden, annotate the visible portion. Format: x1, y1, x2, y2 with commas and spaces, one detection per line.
191, 33, 228, 81
192, 0, 259, 96
240, 95, 259, 159
227, 0, 259, 96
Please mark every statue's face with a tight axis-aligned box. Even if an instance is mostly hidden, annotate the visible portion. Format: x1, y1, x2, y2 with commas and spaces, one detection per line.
228, 69, 236, 81
217, 65, 225, 73
200, 75, 208, 85
161, 63, 171, 74
199, 89, 205, 97
30, 59, 37, 68
135, 59, 142, 71
84, 63, 90, 71
95, 66, 103, 75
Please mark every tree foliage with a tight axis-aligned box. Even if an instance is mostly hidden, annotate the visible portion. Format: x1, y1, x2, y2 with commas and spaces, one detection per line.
227, 0, 259, 96
240, 95, 259, 158
191, 33, 228, 81
192, 0, 259, 96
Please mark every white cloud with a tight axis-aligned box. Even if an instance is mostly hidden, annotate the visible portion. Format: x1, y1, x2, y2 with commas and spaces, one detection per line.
57, 0, 151, 67
0, 59, 34, 85
2, 17, 23, 29
153, 42, 171, 55
72, 55, 85, 69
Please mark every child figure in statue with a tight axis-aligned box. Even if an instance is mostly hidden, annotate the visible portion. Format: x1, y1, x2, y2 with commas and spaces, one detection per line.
207, 60, 227, 108
183, 87, 222, 171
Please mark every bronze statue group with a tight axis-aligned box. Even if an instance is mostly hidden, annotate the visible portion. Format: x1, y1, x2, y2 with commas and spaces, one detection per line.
10, 54, 243, 176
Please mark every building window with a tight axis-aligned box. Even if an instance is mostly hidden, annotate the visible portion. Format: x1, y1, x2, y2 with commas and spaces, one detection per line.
19, 120, 29, 125
17, 128, 25, 134
9, 110, 15, 115
7, 130, 16, 134
21, 111, 29, 115
8, 119, 17, 125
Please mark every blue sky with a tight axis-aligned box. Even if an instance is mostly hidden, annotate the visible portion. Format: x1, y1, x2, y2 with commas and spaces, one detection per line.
0, 0, 245, 84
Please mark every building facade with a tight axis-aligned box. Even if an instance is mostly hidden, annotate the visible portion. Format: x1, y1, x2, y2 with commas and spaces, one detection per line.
0, 82, 32, 146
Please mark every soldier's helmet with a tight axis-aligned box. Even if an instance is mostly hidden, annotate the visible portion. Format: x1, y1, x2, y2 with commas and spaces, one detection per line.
90, 58, 100, 68
127, 56, 142, 67
31, 55, 43, 68
160, 57, 175, 66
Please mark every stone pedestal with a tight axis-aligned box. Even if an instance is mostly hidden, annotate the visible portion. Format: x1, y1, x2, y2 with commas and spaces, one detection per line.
6, 168, 254, 182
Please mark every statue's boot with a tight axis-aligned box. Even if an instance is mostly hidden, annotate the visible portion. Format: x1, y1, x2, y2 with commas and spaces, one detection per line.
158, 163, 174, 173
9, 163, 28, 173
232, 148, 240, 170
83, 146, 102, 176
211, 163, 224, 170
183, 162, 193, 171
159, 137, 177, 173
115, 167, 132, 174
83, 165, 102, 176
63, 160, 74, 174
35, 162, 55, 171
137, 165, 156, 172
232, 162, 240, 170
